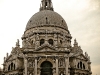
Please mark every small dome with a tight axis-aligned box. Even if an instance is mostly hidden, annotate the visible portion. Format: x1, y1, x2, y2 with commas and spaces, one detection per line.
25, 10, 68, 30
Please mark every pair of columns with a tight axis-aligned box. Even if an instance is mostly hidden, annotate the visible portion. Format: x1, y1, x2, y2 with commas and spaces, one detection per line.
24, 57, 37, 75
56, 56, 70, 75
24, 56, 69, 75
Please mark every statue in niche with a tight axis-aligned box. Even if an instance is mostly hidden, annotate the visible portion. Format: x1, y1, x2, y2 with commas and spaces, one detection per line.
59, 58, 64, 67
23, 39, 32, 48
63, 35, 66, 42
35, 41, 39, 49
28, 58, 34, 67
36, 34, 39, 40
85, 52, 88, 57
54, 34, 57, 39
29, 61, 33, 67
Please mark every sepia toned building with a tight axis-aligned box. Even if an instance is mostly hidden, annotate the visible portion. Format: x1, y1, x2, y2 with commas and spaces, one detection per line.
0, 68, 3, 75
3, 0, 92, 75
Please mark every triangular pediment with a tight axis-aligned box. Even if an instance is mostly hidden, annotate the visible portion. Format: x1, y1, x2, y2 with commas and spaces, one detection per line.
76, 54, 88, 60
34, 44, 57, 52
6, 54, 17, 61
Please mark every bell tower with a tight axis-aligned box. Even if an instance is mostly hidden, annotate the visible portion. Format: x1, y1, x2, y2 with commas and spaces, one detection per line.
40, 0, 54, 11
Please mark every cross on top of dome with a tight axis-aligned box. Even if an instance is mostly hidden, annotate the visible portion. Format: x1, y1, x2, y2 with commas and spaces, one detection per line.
40, 0, 54, 11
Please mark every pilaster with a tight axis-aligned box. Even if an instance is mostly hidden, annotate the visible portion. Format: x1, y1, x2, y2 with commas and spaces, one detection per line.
35, 57, 38, 75
24, 57, 28, 75
65, 56, 69, 75
56, 57, 58, 75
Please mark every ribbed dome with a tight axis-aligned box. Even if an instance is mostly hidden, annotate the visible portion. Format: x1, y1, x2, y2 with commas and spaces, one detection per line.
25, 10, 68, 30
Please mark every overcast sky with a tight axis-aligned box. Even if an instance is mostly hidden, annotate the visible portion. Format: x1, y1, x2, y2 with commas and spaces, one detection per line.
0, 0, 100, 75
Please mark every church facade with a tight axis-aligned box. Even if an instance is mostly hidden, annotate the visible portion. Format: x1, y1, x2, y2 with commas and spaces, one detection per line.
3, 0, 92, 75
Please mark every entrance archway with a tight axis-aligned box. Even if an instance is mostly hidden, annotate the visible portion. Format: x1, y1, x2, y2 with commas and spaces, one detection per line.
41, 61, 53, 75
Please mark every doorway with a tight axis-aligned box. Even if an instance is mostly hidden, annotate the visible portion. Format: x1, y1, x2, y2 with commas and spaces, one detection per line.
41, 61, 53, 75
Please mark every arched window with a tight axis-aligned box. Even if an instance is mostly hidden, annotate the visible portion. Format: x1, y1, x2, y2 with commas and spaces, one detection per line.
40, 39, 45, 46
83, 64, 85, 69
80, 61, 82, 69
8, 65, 10, 71
11, 63, 13, 70
14, 64, 15, 70
77, 63, 80, 68
48, 39, 53, 45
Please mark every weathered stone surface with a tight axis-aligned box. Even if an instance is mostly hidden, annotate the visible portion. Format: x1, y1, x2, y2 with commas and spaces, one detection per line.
3, 0, 92, 75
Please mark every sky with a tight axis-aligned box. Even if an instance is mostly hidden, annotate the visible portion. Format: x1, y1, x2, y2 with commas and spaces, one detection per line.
0, 0, 100, 75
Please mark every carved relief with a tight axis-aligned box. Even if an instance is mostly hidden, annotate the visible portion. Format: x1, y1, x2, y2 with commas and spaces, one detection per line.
58, 57, 65, 67
36, 34, 40, 41
28, 70, 33, 75
27, 58, 35, 68
22, 39, 30, 48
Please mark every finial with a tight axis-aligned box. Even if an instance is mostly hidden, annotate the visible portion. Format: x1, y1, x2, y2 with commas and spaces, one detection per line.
40, 0, 54, 11
79, 46, 81, 49
16, 39, 20, 47
4, 57, 6, 62
88, 56, 90, 60
85, 52, 88, 57
74, 39, 78, 46
6, 53, 8, 58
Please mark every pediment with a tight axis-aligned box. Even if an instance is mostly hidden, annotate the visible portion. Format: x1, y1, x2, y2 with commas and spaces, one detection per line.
76, 54, 87, 60
34, 44, 57, 52
6, 54, 17, 61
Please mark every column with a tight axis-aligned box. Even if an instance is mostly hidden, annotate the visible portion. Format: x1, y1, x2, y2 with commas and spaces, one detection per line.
24, 58, 27, 75
16, 59, 18, 70
74, 59, 76, 68
35, 57, 37, 75
33, 58, 35, 75
54, 34, 57, 47
65, 57, 69, 75
86, 62, 88, 70
56, 57, 58, 75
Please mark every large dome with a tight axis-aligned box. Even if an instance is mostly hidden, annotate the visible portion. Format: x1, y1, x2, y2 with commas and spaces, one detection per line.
25, 10, 68, 31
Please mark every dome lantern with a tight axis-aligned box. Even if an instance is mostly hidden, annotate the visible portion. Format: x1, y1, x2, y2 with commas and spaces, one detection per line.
40, 0, 54, 11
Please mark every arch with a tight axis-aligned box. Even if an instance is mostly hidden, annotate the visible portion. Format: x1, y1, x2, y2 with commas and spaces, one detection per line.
77, 63, 80, 68
11, 63, 13, 70
48, 39, 53, 45
40, 39, 45, 46
80, 61, 82, 69
8, 65, 10, 71
14, 64, 16, 70
38, 58, 54, 68
83, 64, 85, 69
41, 61, 53, 75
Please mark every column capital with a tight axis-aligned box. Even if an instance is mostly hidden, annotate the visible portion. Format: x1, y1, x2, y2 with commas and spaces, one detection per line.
24, 54, 28, 59
34, 55, 38, 59
55, 56, 59, 59
64, 55, 69, 58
